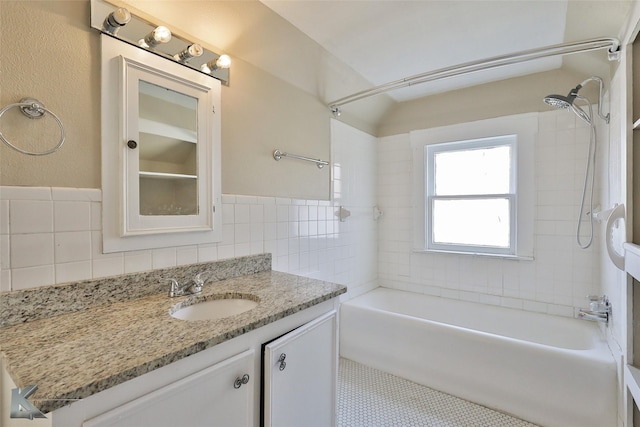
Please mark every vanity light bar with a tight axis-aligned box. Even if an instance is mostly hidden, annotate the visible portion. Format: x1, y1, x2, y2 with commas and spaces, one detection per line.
91, 1, 231, 84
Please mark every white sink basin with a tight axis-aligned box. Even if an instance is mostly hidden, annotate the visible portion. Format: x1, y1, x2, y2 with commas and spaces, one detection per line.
171, 296, 259, 321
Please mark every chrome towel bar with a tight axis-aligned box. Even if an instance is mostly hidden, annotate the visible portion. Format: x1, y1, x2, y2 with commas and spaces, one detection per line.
273, 149, 329, 169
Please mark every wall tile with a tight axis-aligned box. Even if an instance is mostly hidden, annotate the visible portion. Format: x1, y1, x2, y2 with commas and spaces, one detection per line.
152, 248, 176, 269
56, 261, 91, 283
11, 233, 54, 268
54, 201, 92, 232
92, 256, 124, 279
176, 246, 198, 266
0, 186, 51, 200
0, 269, 11, 292
0, 200, 9, 235
197, 244, 218, 263
124, 251, 152, 274
55, 231, 92, 263
12, 265, 55, 290
10, 200, 53, 234
234, 204, 250, 224
0, 234, 10, 270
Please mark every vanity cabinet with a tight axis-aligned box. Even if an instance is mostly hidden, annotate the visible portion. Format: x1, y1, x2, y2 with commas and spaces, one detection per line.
101, 34, 222, 252
82, 350, 254, 427
49, 300, 339, 427
263, 311, 338, 427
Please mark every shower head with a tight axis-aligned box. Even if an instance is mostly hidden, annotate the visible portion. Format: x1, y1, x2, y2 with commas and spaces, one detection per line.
542, 77, 610, 124
543, 93, 575, 109
543, 84, 582, 110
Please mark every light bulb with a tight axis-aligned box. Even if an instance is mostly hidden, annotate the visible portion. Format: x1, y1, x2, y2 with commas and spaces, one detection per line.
103, 8, 131, 34
201, 54, 232, 74
173, 44, 204, 63
138, 26, 172, 48
216, 54, 231, 69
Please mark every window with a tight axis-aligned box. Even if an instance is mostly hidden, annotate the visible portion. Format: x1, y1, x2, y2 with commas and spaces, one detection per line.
410, 113, 536, 259
425, 136, 516, 255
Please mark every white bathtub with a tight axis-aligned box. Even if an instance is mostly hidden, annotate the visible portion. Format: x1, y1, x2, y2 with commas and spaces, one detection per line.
340, 287, 617, 427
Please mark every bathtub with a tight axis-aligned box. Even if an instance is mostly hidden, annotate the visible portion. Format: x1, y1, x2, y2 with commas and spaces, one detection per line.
339, 288, 617, 427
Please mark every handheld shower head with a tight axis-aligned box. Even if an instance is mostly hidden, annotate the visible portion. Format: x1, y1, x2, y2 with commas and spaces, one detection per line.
543, 84, 582, 110
543, 93, 575, 109
542, 77, 609, 124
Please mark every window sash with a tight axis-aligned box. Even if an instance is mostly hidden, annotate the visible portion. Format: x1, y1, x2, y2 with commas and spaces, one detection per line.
425, 136, 517, 256
426, 195, 516, 255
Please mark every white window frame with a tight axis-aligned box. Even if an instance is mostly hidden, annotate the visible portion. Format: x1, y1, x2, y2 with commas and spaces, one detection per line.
425, 135, 517, 255
411, 113, 537, 259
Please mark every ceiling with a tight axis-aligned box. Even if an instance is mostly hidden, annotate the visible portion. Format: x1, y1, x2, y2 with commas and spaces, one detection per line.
261, 0, 633, 103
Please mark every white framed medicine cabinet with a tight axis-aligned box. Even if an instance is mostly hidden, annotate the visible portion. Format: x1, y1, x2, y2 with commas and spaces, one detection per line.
101, 34, 222, 252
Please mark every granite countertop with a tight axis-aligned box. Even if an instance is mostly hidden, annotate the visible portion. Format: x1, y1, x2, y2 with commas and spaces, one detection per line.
0, 260, 346, 414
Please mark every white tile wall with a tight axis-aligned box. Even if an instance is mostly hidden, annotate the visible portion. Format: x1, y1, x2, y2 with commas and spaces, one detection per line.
0, 188, 369, 292
377, 110, 603, 317
0, 119, 379, 294
4, 113, 602, 318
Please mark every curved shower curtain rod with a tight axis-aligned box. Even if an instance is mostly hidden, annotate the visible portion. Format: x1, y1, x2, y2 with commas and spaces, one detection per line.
328, 37, 621, 116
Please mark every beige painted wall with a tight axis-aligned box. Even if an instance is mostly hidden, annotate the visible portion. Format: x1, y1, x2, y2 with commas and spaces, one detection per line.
1, 1, 331, 199
0, 1, 101, 188
0, 1, 616, 198
376, 68, 599, 137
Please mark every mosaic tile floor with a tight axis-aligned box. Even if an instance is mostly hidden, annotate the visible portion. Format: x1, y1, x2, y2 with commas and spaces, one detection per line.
337, 358, 539, 427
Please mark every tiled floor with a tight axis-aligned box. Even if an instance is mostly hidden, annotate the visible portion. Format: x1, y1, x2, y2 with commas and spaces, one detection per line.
337, 358, 539, 427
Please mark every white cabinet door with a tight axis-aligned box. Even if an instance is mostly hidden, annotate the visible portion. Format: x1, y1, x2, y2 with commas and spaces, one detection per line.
263, 311, 338, 427
82, 350, 254, 427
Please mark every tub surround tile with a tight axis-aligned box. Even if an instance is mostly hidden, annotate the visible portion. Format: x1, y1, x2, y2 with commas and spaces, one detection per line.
0, 255, 346, 414
0, 254, 272, 327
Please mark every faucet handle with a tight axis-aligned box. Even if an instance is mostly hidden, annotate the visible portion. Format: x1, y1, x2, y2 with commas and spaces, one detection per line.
163, 278, 180, 297
194, 272, 208, 286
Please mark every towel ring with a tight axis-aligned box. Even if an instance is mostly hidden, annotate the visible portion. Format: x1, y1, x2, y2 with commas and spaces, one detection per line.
0, 98, 66, 156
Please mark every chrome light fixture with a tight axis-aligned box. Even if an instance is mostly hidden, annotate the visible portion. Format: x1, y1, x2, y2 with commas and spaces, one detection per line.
138, 26, 172, 49
102, 7, 131, 35
201, 54, 231, 74
173, 44, 204, 63
91, 0, 231, 85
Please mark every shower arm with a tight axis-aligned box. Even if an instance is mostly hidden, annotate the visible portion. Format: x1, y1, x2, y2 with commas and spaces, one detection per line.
574, 76, 610, 124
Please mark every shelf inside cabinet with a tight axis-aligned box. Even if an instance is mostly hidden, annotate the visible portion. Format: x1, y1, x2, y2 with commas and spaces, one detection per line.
140, 171, 197, 180
139, 118, 197, 143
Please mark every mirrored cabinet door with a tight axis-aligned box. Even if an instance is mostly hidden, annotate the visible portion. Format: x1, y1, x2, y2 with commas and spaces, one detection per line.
137, 80, 199, 216
101, 35, 221, 252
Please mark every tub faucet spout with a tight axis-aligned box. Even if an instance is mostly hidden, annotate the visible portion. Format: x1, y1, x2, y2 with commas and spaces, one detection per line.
577, 295, 611, 323
578, 309, 609, 323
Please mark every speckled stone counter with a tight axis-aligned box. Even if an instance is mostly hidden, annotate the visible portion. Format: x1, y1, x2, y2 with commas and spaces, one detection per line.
0, 256, 346, 414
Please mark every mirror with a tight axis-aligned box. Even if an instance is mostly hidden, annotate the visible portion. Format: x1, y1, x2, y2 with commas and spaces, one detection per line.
138, 80, 198, 216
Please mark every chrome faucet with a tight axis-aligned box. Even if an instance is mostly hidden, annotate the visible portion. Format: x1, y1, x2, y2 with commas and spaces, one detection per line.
578, 295, 611, 323
165, 273, 206, 297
